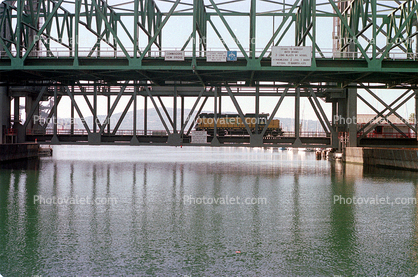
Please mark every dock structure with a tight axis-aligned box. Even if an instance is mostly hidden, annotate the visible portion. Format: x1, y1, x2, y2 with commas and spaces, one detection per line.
0, 143, 39, 162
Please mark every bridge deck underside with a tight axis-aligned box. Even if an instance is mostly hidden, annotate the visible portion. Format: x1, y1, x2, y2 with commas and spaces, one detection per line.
358, 138, 418, 147
27, 135, 417, 148
27, 134, 332, 147
1, 59, 418, 86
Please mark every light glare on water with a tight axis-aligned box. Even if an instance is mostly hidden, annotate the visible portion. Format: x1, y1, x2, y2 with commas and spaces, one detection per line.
1, 146, 418, 276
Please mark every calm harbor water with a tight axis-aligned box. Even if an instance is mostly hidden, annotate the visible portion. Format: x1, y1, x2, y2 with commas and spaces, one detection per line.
1, 146, 418, 276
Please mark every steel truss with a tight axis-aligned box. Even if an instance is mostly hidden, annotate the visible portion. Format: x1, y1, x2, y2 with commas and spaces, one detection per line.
0, 0, 418, 87
7, 83, 333, 147
5, 82, 417, 148
1, 1, 418, 148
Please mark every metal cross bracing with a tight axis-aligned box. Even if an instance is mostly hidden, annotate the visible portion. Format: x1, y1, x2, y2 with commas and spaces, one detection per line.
6, 81, 418, 147
1, 0, 418, 148
0, 0, 418, 87
12, 83, 335, 147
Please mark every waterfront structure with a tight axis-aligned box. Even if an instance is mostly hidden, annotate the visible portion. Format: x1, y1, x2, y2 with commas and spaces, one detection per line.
0, 0, 417, 148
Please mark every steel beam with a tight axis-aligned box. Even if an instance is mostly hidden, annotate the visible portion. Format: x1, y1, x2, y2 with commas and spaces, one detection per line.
187, 96, 208, 136
144, 96, 148, 135
261, 88, 289, 137
416, 90, 418, 137
180, 87, 206, 134
23, 86, 46, 129
51, 85, 59, 144
357, 93, 408, 138
65, 86, 91, 134
71, 86, 75, 135
309, 88, 337, 146
112, 95, 134, 135
307, 95, 329, 135
42, 96, 62, 130
225, 86, 252, 135
362, 86, 416, 132
357, 89, 411, 134
294, 87, 301, 145
157, 96, 174, 129
145, 86, 171, 135
99, 83, 128, 134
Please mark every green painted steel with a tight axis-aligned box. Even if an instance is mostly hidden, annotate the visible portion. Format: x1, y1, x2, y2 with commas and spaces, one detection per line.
0, 0, 418, 87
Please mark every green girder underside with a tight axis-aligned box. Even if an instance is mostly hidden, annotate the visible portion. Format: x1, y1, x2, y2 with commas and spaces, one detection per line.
0, 0, 417, 87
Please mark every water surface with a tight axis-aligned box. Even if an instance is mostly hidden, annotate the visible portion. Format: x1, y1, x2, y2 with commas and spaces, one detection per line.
1, 146, 418, 276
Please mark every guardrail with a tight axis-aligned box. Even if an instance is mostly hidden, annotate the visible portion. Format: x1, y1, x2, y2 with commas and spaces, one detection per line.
2, 48, 417, 61
27, 129, 172, 136
27, 129, 331, 138
357, 131, 417, 138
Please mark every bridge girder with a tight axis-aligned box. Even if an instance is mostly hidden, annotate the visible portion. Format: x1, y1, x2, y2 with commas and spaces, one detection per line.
0, 0, 417, 87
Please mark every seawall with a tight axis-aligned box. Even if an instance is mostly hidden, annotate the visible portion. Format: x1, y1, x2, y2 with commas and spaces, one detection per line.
345, 147, 418, 171
0, 143, 39, 162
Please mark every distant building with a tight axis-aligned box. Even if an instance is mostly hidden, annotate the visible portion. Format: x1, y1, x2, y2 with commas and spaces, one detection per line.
357, 114, 415, 138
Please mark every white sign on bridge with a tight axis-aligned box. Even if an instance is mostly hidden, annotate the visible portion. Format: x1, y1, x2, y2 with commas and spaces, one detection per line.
271, 46, 312, 67
191, 130, 208, 144
165, 51, 185, 61
207, 51, 227, 62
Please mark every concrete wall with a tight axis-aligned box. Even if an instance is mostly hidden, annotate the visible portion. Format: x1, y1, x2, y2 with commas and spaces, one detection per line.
0, 86, 10, 144
344, 147, 364, 164
0, 143, 39, 162
345, 147, 418, 171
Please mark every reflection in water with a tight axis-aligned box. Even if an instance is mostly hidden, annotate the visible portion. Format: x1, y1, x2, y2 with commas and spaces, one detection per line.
0, 146, 418, 276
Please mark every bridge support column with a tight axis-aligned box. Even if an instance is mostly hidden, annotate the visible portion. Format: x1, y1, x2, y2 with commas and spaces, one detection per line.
336, 94, 347, 150
51, 86, 60, 144
173, 86, 177, 134
71, 91, 75, 135
144, 96, 148, 135
331, 100, 338, 146
14, 97, 19, 125
0, 86, 10, 144
88, 133, 101, 144
250, 134, 263, 147
337, 97, 347, 133
211, 87, 220, 146
347, 88, 357, 147
13, 97, 25, 143
22, 95, 41, 143
25, 96, 40, 130
106, 94, 110, 134
293, 88, 302, 147
167, 133, 182, 146
131, 85, 139, 145
416, 90, 418, 141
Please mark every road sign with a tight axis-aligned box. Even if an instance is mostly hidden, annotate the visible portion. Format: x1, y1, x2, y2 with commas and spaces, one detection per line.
207, 51, 227, 62
165, 51, 185, 61
271, 46, 312, 67
227, 51, 237, 61
191, 131, 208, 143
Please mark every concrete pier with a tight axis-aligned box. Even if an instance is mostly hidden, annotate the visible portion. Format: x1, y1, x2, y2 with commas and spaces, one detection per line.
345, 147, 418, 171
0, 143, 39, 162
0, 86, 10, 144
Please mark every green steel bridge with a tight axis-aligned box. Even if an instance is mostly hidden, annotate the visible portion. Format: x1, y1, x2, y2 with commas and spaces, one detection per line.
0, 0, 417, 148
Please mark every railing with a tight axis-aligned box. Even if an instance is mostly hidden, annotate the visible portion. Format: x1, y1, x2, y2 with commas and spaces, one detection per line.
282, 131, 330, 138
27, 129, 172, 136
6, 128, 17, 135
2, 48, 417, 61
27, 128, 331, 138
358, 131, 417, 139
